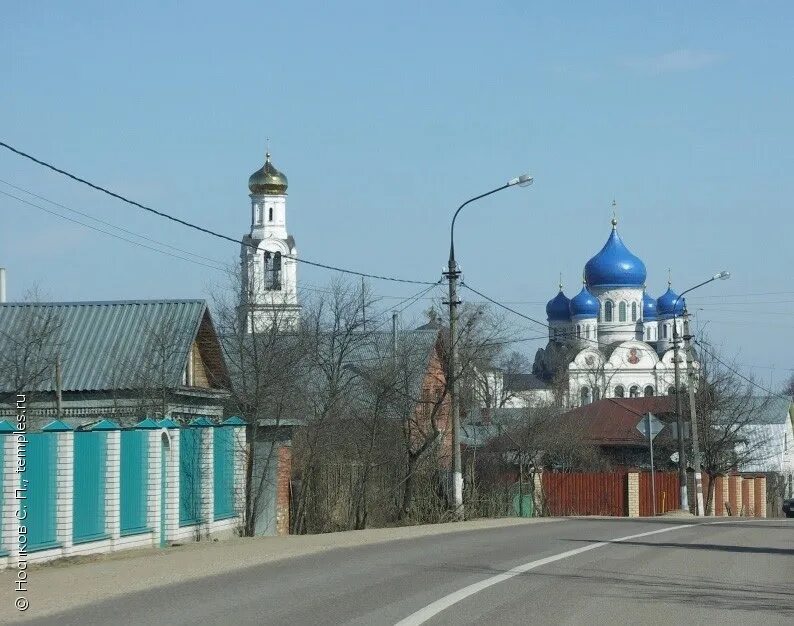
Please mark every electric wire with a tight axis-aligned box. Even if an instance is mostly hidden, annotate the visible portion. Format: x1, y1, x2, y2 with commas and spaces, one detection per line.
0, 140, 436, 285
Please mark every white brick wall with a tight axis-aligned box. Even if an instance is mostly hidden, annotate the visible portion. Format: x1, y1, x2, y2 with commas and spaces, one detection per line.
200, 427, 214, 531
2, 434, 18, 558
1, 424, 245, 569
55, 431, 73, 552
147, 429, 162, 547
105, 430, 120, 541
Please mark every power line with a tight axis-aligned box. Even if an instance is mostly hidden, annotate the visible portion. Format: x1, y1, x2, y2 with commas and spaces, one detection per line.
694, 340, 790, 400
0, 140, 436, 286
0, 178, 229, 268
0, 189, 228, 272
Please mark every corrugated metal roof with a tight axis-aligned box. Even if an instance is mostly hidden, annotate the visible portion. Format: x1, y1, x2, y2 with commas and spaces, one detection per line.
0, 300, 207, 392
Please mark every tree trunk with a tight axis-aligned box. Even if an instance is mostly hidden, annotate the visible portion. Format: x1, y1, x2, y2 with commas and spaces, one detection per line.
400, 455, 418, 521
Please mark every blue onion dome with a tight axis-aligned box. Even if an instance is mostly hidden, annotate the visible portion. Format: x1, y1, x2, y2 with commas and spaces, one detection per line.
657, 285, 685, 317
642, 291, 658, 320
569, 283, 600, 318
584, 218, 647, 288
546, 286, 571, 321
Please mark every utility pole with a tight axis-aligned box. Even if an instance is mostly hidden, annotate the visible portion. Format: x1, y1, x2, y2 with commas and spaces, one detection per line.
683, 309, 704, 516
670, 271, 730, 513
444, 173, 533, 521
444, 255, 463, 519
672, 315, 689, 512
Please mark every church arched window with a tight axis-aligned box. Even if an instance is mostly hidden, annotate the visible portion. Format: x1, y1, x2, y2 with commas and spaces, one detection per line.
272, 252, 282, 290
662, 324, 668, 339
631, 302, 637, 322
581, 387, 591, 406
593, 387, 601, 401
604, 301, 614, 322
614, 385, 625, 398
619, 301, 627, 322
644, 385, 654, 397
264, 251, 283, 291
269, 206, 273, 222
576, 324, 581, 338
629, 385, 639, 398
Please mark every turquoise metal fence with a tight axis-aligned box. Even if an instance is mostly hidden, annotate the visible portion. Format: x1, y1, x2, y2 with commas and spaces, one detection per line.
24, 432, 58, 551
213, 427, 235, 519
120, 429, 149, 535
179, 427, 202, 526
73, 430, 107, 543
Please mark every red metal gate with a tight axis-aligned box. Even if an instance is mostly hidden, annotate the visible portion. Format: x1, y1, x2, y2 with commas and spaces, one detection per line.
542, 472, 626, 516
638, 471, 679, 516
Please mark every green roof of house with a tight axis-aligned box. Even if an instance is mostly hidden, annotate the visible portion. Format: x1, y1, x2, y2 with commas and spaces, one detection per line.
0, 300, 219, 393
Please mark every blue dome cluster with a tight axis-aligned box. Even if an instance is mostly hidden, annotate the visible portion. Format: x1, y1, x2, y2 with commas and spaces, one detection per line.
642, 292, 658, 320
584, 221, 647, 288
569, 285, 600, 318
657, 287, 685, 317
546, 290, 571, 321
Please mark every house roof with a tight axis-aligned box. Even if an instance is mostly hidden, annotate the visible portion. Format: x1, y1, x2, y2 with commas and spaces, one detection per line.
0, 300, 223, 392
503, 372, 549, 392
558, 396, 676, 445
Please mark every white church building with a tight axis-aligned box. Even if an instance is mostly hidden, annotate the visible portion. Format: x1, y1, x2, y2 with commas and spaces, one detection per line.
543, 217, 693, 406
240, 152, 301, 331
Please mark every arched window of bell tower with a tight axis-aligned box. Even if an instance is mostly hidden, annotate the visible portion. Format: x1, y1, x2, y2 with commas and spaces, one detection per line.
269, 206, 273, 222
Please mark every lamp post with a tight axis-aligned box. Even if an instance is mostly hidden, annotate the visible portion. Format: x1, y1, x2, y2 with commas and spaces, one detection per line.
671, 271, 730, 513
446, 173, 533, 520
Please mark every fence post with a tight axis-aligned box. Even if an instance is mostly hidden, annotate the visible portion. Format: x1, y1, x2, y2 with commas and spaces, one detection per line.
627, 472, 640, 518
158, 419, 180, 544
721, 475, 729, 516
223, 417, 247, 526
43, 420, 73, 554
133, 419, 161, 546
744, 477, 755, 517
754, 475, 767, 518
0, 421, 15, 558
91, 420, 121, 542
189, 417, 215, 533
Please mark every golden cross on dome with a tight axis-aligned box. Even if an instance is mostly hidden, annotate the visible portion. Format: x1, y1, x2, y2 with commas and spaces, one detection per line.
668, 267, 672, 287
559, 272, 563, 291
611, 199, 618, 228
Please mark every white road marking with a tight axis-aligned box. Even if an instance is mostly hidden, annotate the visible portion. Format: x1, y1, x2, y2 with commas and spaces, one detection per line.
394, 523, 696, 625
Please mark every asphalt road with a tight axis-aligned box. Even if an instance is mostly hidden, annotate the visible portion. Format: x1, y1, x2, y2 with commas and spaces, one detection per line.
22, 517, 794, 625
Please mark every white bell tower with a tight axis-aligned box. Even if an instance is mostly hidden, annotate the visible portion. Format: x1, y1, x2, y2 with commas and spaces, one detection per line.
240, 151, 300, 332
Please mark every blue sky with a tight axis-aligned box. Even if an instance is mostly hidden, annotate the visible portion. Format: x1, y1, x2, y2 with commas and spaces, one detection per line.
1, 1, 792, 387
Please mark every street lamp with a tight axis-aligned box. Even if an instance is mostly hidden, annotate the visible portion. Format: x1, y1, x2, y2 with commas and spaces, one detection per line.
671, 270, 730, 514
446, 173, 533, 520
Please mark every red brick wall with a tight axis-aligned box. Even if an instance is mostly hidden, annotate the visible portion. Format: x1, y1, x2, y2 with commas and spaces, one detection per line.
410, 338, 451, 468
276, 445, 292, 536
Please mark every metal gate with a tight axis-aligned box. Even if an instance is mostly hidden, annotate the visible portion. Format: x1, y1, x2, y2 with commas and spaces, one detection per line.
25, 433, 58, 551
179, 428, 202, 526
120, 429, 149, 535
73, 430, 107, 543
213, 427, 235, 519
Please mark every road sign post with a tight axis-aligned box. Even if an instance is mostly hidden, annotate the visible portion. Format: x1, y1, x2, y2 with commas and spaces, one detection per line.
636, 413, 664, 516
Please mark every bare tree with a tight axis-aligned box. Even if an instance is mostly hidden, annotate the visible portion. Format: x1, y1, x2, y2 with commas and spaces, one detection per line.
0, 288, 63, 427
212, 265, 309, 536
684, 342, 774, 514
